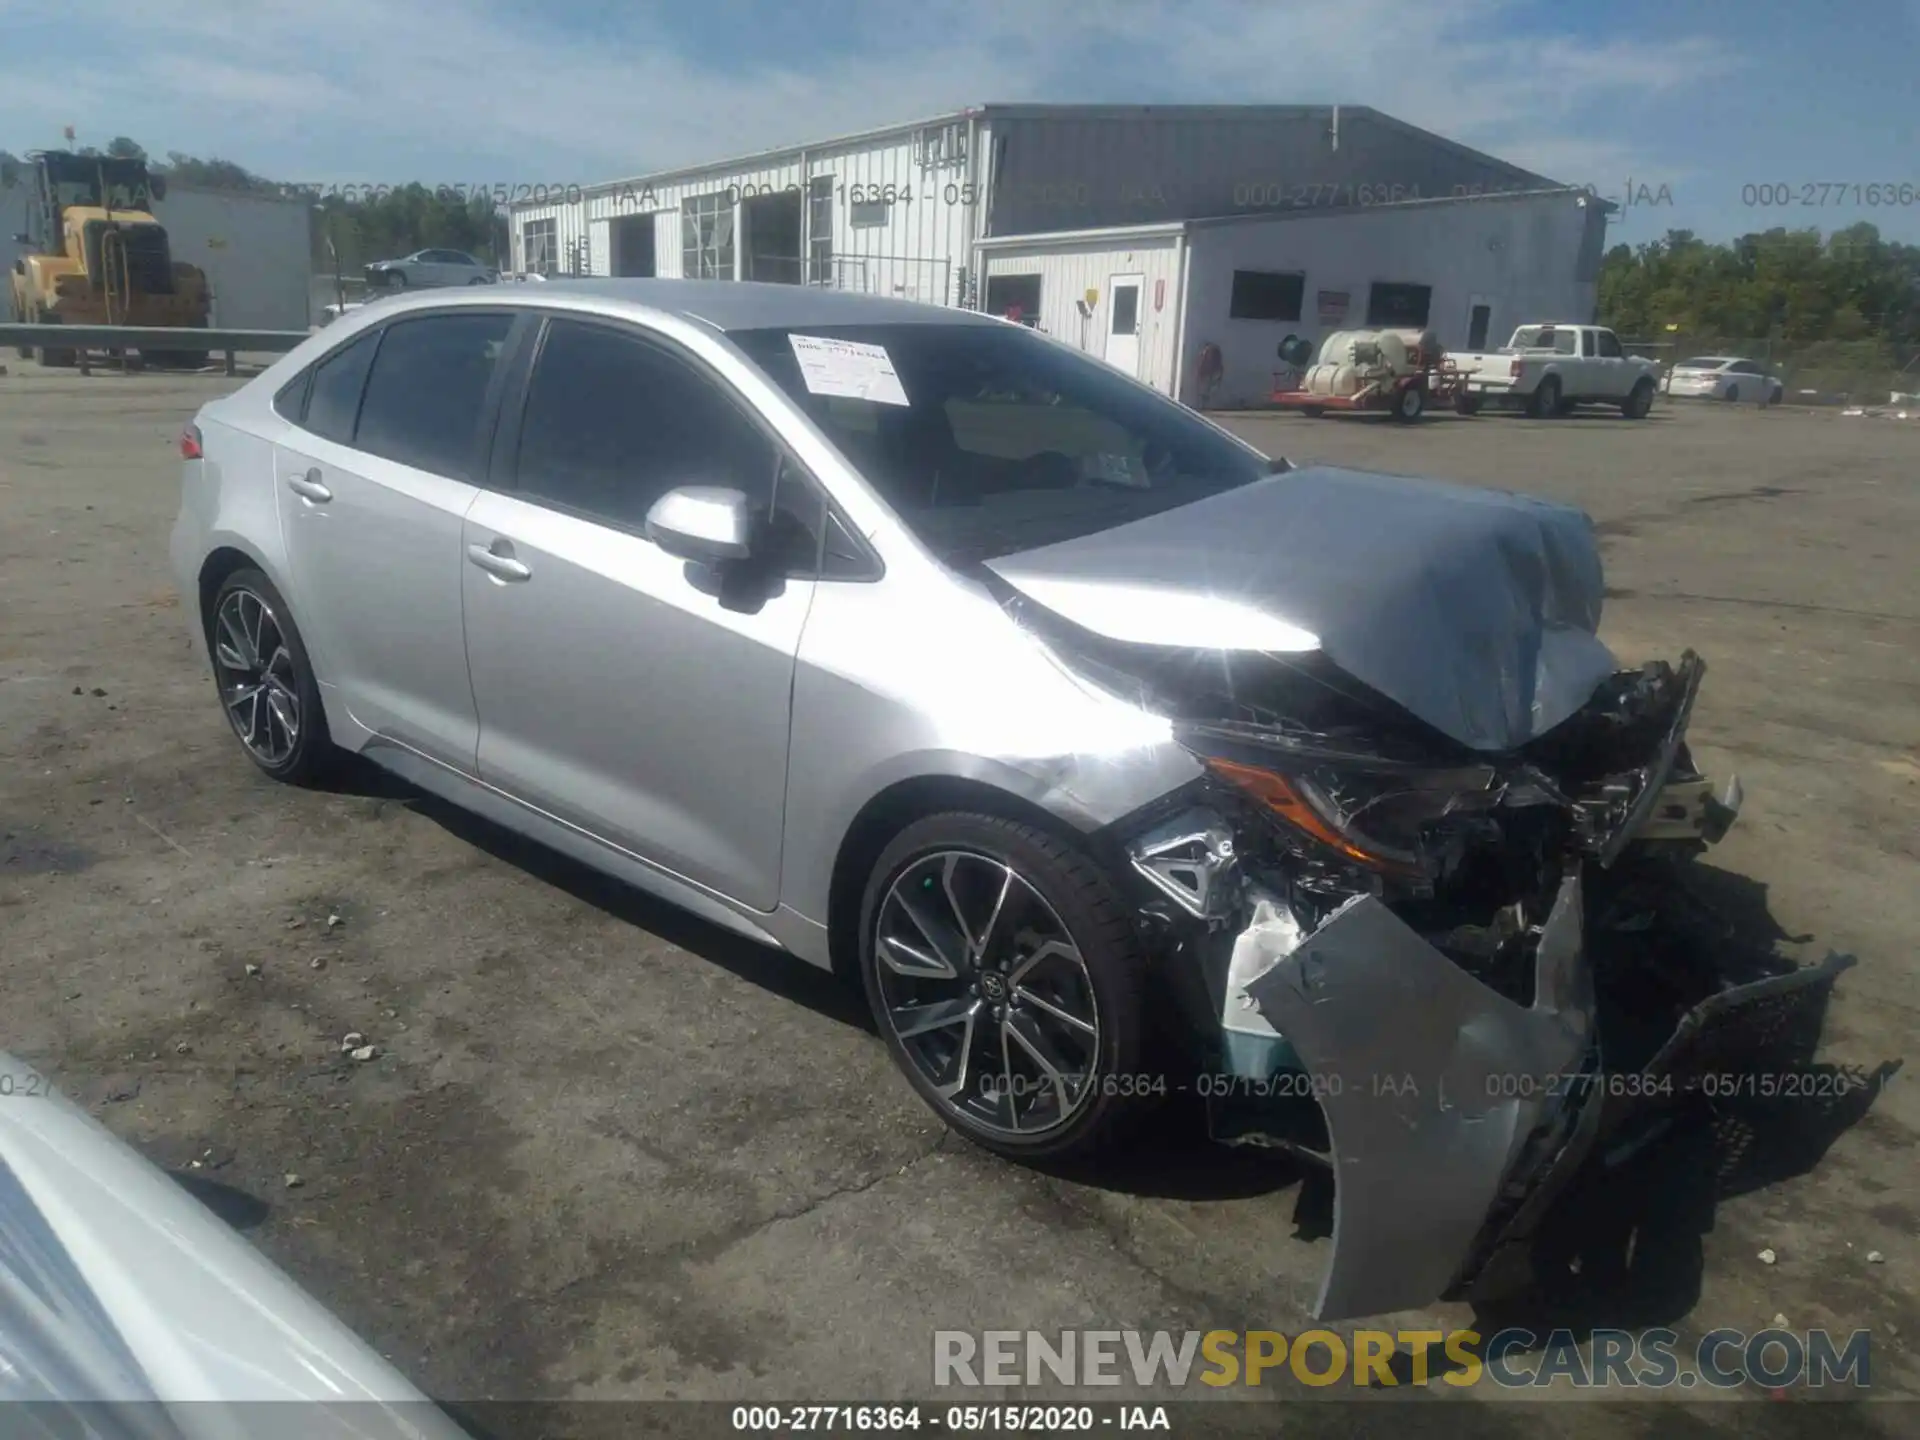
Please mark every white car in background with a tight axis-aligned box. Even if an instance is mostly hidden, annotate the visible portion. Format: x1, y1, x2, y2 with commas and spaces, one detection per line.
1664, 356, 1784, 405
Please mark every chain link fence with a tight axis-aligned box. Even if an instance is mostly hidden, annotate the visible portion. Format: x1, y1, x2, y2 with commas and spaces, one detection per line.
1617, 334, 1920, 405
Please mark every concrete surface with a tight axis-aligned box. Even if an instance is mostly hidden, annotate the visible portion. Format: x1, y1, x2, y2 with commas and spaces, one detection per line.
1, 367, 1916, 1434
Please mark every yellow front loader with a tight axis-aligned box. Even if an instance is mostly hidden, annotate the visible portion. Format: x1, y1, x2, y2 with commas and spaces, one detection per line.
7, 150, 212, 368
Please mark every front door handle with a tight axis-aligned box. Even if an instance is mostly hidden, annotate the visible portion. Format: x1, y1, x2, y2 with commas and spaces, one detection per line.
285, 468, 332, 503
467, 541, 531, 582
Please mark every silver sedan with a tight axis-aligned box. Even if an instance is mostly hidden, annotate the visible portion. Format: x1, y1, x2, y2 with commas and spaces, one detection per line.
171, 280, 1835, 1322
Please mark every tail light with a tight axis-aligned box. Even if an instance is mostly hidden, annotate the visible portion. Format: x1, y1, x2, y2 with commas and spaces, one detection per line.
1509, 358, 1521, 377
179, 424, 203, 460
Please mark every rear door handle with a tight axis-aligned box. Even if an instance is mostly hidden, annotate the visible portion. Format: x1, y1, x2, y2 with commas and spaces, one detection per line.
467, 542, 531, 582
285, 468, 332, 503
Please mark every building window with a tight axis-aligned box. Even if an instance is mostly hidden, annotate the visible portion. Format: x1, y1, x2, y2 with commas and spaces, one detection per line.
916, 121, 968, 170
849, 199, 889, 229
682, 192, 736, 279
1365, 281, 1432, 328
522, 218, 557, 275
985, 273, 1042, 326
807, 176, 833, 285
1228, 270, 1304, 322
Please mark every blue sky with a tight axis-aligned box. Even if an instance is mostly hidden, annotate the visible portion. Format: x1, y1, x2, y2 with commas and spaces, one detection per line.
1, 0, 1915, 248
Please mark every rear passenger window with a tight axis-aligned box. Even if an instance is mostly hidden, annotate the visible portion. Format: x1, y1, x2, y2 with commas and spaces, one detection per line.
355, 313, 513, 480
302, 331, 379, 445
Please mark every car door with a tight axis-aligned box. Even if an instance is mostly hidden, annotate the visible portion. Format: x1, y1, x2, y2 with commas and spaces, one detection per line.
272, 309, 518, 766
461, 315, 818, 910
1593, 328, 1630, 396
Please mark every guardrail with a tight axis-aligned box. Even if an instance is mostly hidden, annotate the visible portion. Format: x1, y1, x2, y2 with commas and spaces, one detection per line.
0, 324, 311, 376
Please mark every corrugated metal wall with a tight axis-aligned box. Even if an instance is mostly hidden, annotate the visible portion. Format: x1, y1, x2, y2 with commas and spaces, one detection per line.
1180, 191, 1604, 408
510, 122, 982, 303
984, 108, 1556, 237
982, 237, 1183, 394
0, 181, 313, 328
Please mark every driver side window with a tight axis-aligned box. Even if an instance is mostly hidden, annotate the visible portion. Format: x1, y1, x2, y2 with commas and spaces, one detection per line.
513, 319, 779, 534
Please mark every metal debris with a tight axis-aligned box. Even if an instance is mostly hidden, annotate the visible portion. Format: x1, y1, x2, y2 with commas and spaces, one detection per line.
1868, 1251, 1886, 1264
283, 1173, 303, 1189
1758, 1248, 1778, 1265
326, 914, 344, 929
349, 1045, 377, 1063
244, 963, 261, 977
339, 1032, 366, 1053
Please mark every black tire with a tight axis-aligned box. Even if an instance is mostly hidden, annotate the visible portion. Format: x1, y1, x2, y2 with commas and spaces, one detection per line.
205, 567, 335, 785
1454, 393, 1481, 416
1622, 378, 1655, 419
1529, 375, 1562, 418
1302, 405, 1325, 418
858, 812, 1148, 1162
1724, 385, 1739, 403
1392, 384, 1426, 422
388, 271, 408, 289
466, 275, 490, 285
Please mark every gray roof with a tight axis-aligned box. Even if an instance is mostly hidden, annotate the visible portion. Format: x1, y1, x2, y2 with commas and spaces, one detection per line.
384, 278, 996, 331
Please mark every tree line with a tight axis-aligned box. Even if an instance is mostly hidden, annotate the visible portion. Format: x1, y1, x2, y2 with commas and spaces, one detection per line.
1598, 223, 1920, 347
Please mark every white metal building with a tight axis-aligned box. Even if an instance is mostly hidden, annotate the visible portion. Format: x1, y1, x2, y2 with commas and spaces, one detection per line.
504, 103, 1609, 404
976, 187, 1607, 407
2, 179, 313, 330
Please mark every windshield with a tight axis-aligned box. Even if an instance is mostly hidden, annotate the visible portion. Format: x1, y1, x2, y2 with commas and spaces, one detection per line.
726, 322, 1273, 563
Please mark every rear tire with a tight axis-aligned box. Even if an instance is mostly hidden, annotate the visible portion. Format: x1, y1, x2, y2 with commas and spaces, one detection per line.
1724, 385, 1740, 403
1454, 393, 1481, 416
205, 568, 335, 785
1393, 384, 1426, 422
1529, 376, 1562, 418
858, 812, 1148, 1162
1302, 405, 1325, 418
33, 306, 76, 368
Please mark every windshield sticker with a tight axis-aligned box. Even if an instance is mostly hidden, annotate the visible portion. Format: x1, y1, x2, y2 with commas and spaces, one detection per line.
788, 334, 910, 407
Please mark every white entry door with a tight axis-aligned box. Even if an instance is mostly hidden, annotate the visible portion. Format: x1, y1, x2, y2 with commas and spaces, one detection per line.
1104, 274, 1143, 378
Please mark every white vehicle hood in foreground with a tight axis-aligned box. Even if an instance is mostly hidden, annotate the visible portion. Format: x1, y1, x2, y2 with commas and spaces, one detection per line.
0, 1050, 468, 1439
985, 465, 1618, 752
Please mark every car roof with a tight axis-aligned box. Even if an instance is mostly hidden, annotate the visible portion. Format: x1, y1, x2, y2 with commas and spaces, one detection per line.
368, 278, 1004, 333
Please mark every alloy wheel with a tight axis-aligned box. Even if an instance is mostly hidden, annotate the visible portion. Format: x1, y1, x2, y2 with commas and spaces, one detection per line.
211, 587, 302, 766
873, 850, 1102, 1138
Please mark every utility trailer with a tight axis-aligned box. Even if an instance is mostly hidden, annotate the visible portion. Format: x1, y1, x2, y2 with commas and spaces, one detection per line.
1270, 328, 1469, 421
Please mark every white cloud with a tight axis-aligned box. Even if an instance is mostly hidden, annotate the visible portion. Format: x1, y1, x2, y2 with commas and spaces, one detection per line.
0, 0, 1740, 189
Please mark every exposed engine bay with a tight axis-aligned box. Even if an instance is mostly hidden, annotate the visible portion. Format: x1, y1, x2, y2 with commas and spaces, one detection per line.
1001, 587, 1854, 1322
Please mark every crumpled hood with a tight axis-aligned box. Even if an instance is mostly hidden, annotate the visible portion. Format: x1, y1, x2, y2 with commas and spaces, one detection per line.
0, 1051, 467, 1438
983, 465, 1618, 751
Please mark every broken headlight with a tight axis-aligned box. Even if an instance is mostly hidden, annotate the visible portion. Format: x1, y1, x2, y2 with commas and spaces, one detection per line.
1191, 744, 1500, 879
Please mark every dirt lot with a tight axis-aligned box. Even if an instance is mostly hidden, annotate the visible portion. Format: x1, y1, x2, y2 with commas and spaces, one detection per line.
1, 364, 1916, 1435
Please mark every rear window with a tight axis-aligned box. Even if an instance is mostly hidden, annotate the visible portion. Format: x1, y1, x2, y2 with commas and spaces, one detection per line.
1512, 327, 1580, 355
1677, 357, 1728, 370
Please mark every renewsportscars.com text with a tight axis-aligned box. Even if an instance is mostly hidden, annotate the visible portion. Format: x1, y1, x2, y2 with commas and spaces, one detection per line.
933, 1327, 1872, 1390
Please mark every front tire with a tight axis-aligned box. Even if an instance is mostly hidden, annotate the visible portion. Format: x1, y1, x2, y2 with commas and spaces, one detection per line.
206, 568, 334, 784
859, 812, 1147, 1162
1622, 378, 1655, 419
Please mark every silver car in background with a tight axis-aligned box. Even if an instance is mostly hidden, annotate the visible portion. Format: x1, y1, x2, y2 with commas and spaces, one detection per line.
363, 249, 498, 289
170, 280, 1845, 1321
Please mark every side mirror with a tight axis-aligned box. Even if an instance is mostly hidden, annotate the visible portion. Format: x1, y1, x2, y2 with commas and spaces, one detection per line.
11, 233, 28, 245
645, 486, 754, 563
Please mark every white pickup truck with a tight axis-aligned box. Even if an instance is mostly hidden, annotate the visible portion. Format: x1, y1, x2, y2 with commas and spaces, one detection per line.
1452, 324, 1660, 419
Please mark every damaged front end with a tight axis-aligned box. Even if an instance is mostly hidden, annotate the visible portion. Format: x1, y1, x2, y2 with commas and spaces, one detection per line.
1103, 646, 1848, 1322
